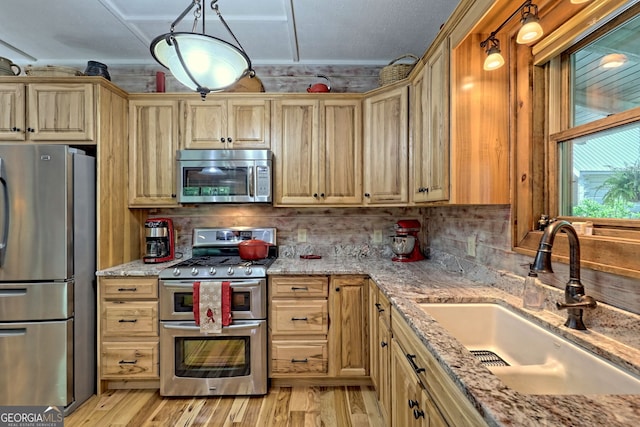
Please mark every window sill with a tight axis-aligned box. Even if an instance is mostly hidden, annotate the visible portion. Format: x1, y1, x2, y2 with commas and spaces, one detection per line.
515, 230, 640, 280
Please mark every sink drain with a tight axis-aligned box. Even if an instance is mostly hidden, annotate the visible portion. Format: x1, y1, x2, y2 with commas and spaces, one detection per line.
471, 350, 510, 367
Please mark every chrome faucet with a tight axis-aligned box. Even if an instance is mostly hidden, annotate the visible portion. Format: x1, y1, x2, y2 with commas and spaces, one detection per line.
530, 220, 597, 330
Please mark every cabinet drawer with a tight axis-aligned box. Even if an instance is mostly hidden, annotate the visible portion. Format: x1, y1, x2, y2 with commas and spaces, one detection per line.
271, 299, 328, 334
101, 341, 159, 379
101, 277, 158, 299
270, 276, 328, 298
271, 340, 328, 374
103, 301, 158, 337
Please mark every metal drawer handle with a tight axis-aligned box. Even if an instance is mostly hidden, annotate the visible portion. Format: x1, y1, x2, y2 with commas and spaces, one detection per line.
291, 286, 308, 291
117, 287, 137, 292
374, 303, 385, 313
406, 353, 426, 374
118, 359, 138, 364
118, 319, 138, 323
291, 358, 309, 363
291, 317, 308, 321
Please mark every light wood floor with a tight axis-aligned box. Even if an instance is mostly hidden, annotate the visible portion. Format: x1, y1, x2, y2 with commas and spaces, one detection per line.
65, 386, 385, 427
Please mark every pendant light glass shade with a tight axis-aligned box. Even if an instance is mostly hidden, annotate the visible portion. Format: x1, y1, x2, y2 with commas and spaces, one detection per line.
517, 18, 544, 44
151, 33, 251, 92
484, 47, 505, 70
149, 0, 253, 98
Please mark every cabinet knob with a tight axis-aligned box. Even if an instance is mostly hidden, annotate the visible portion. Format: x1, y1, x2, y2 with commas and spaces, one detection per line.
11, 127, 20, 132
364, 193, 370, 198
335, 287, 340, 292
27, 127, 35, 133
320, 193, 325, 198
227, 137, 232, 143
413, 409, 425, 419
380, 341, 388, 348
220, 137, 226, 143
408, 399, 419, 409
313, 193, 318, 198
418, 187, 430, 193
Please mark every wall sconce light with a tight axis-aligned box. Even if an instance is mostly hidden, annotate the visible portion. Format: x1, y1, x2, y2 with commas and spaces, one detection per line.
479, 0, 544, 71
150, 0, 253, 99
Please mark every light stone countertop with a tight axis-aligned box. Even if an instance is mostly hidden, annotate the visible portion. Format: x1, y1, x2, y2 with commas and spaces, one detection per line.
97, 256, 640, 427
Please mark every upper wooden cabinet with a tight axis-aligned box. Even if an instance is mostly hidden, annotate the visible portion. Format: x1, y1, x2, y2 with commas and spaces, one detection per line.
182, 97, 271, 149
411, 40, 450, 203
129, 98, 180, 207
273, 97, 362, 206
363, 85, 409, 205
0, 83, 95, 142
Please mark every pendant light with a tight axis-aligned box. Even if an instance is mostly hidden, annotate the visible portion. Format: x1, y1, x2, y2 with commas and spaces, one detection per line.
479, 0, 544, 71
150, 0, 253, 99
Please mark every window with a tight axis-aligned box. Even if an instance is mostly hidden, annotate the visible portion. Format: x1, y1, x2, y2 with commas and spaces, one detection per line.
557, 13, 640, 219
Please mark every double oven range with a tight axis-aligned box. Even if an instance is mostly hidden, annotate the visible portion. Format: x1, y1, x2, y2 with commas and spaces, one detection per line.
159, 227, 276, 397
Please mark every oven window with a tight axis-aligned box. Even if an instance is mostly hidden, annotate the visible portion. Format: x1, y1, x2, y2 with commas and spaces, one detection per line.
173, 293, 193, 313
183, 167, 249, 197
175, 336, 251, 378
232, 291, 251, 311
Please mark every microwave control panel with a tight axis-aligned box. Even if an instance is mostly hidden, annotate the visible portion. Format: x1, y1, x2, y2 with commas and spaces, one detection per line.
256, 166, 271, 197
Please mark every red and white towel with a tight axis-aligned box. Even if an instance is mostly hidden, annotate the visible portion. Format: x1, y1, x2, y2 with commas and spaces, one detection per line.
193, 281, 231, 333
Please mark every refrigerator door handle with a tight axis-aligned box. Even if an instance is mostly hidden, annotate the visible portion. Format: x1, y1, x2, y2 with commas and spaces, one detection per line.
0, 157, 8, 267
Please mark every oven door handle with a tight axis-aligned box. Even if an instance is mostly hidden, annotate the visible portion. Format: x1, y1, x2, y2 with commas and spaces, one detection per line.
161, 280, 262, 289
161, 321, 263, 331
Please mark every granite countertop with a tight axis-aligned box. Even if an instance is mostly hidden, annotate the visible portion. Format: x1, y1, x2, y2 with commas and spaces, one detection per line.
97, 256, 640, 426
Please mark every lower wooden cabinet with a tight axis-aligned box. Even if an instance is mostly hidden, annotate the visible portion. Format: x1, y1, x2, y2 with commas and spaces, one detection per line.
268, 275, 368, 380
98, 276, 160, 391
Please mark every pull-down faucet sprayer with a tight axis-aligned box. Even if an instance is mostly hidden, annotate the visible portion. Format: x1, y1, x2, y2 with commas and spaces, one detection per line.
531, 220, 597, 330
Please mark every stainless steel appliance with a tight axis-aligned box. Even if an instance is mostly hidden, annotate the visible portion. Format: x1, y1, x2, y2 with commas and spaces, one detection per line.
159, 227, 277, 396
143, 217, 175, 263
176, 149, 272, 204
0, 145, 95, 414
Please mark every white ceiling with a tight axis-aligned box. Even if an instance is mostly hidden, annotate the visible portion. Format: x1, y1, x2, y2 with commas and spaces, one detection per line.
0, 0, 460, 69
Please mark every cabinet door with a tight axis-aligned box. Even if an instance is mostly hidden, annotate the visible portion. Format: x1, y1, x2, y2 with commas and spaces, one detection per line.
368, 281, 380, 391
228, 98, 271, 148
391, 338, 423, 427
329, 276, 368, 377
378, 315, 392, 422
182, 99, 227, 149
27, 83, 95, 141
129, 99, 180, 207
0, 83, 25, 140
320, 100, 362, 204
363, 86, 409, 204
273, 99, 319, 204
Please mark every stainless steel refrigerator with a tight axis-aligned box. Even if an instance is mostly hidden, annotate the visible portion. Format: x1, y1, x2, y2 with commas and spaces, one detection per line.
0, 144, 95, 415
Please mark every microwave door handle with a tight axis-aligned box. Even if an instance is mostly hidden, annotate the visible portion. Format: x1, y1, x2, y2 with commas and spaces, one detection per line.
0, 158, 9, 267
249, 166, 254, 198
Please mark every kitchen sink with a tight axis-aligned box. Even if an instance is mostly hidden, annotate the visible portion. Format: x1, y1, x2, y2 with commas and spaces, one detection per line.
418, 302, 640, 395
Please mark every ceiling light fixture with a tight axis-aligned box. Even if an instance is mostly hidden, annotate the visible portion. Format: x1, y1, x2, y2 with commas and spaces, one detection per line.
570, 0, 592, 4
150, 0, 253, 99
479, 0, 544, 71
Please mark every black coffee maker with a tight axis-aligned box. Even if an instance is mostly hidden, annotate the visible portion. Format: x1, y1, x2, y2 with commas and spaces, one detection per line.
143, 218, 175, 263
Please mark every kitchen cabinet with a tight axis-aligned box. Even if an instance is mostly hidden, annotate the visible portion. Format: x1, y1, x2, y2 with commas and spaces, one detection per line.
98, 277, 160, 391
411, 40, 450, 203
0, 82, 94, 142
391, 306, 487, 426
182, 97, 271, 149
328, 275, 368, 377
273, 97, 362, 205
369, 280, 392, 423
363, 85, 409, 205
269, 275, 368, 380
128, 97, 180, 207
269, 275, 330, 377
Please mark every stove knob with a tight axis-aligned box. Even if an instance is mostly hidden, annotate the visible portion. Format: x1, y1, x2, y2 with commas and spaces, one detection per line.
227, 267, 235, 275
172, 268, 181, 277
244, 267, 253, 276
191, 268, 199, 276
209, 267, 217, 276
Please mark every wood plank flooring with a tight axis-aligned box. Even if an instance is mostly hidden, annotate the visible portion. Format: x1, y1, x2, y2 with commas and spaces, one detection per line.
65, 386, 385, 427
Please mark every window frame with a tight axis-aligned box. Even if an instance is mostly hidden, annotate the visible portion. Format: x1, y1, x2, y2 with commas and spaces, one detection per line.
513, 0, 640, 280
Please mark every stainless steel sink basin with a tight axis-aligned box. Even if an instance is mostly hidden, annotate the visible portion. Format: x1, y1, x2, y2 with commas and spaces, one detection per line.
418, 302, 640, 395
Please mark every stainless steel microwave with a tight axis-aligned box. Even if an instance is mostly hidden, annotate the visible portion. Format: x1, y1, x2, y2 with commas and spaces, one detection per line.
176, 149, 272, 203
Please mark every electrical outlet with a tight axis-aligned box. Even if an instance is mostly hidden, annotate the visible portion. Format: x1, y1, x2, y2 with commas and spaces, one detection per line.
373, 229, 383, 244
467, 235, 476, 257
297, 228, 307, 243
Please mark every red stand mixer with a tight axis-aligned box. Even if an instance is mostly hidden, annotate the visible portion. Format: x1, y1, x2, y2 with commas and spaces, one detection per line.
391, 219, 425, 262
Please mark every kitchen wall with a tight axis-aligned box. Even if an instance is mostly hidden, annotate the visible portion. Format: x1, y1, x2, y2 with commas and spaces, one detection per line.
153, 205, 427, 259
426, 205, 640, 315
